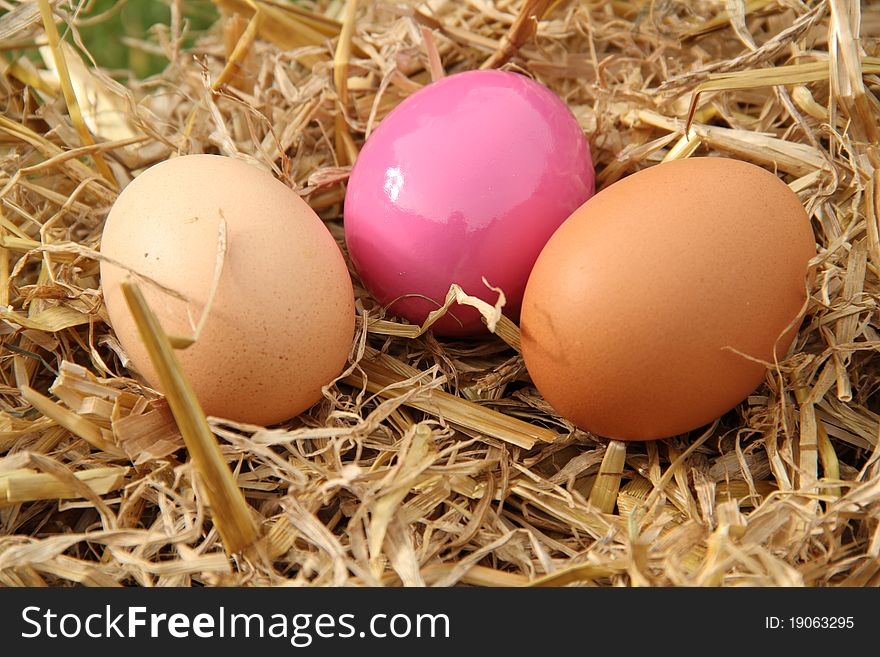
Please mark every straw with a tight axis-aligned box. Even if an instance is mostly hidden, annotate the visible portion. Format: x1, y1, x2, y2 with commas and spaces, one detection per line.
589, 441, 626, 513
1, 0, 879, 587
1, 466, 128, 505
35, 0, 115, 187
481, 0, 561, 70
333, 0, 359, 166
119, 279, 259, 556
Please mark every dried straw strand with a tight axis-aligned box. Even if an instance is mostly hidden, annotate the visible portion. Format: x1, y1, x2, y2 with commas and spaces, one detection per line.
119, 279, 259, 556
35, 0, 115, 187
333, 0, 359, 166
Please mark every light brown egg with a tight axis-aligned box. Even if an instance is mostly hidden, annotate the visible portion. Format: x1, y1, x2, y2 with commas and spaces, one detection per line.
100, 154, 354, 426
520, 157, 816, 441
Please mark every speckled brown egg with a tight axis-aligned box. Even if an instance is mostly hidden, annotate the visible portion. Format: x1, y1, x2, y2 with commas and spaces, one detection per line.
520, 157, 816, 441
100, 154, 354, 426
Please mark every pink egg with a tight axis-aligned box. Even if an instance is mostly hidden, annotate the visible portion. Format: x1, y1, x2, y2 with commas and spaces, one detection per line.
344, 69, 595, 336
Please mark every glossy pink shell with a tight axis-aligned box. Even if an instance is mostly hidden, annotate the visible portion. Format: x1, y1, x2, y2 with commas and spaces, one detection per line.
344, 70, 595, 336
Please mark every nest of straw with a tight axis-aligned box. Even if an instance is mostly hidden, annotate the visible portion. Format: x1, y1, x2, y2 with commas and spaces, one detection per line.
0, 0, 879, 587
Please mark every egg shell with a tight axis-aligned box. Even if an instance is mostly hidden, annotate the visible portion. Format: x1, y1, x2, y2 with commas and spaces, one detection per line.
100, 154, 354, 426
520, 157, 816, 441
344, 69, 595, 336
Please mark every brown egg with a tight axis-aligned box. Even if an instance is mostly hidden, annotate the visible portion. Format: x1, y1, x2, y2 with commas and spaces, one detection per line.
101, 154, 354, 426
520, 157, 815, 441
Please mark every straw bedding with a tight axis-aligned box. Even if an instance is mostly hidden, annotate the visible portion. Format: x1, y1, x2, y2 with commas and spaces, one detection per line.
0, 0, 879, 587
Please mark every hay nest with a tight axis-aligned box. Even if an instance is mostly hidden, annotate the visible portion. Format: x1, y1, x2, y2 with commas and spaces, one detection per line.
1, 0, 879, 587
